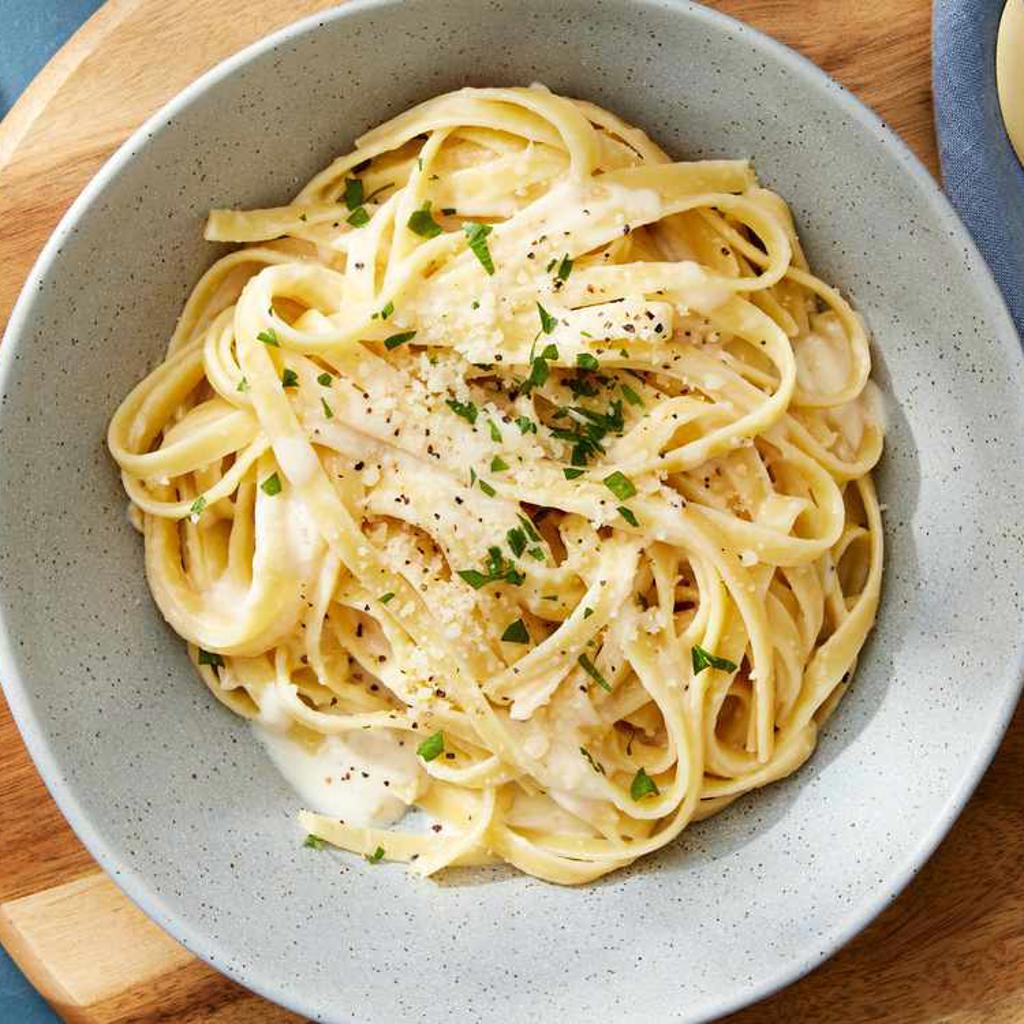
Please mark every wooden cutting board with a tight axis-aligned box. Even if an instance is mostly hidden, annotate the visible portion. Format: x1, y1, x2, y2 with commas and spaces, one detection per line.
1, 1, 1021, 1021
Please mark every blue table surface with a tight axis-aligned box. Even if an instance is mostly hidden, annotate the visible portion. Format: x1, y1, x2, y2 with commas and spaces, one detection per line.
2, 3, 104, 1017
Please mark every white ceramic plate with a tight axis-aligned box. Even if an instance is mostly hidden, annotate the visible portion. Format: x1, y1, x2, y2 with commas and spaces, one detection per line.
2, 2, 1022, 1021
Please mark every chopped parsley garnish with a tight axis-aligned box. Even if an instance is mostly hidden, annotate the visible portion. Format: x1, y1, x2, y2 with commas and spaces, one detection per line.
408, 201, 443, 238
260, 472, 282, 496
316, 371, 333, 387
445, 398, 478, 424
516, 415, 537, 434
257, 328, 279, 347
464, 222, 495, 274
298, 212, 307, 222
366, 845, 385, 863
346, 206, 370, 227
507, 527, 527, 557
519, 342, 559, 396
517, 514, 540, 542
237, 376, 249, 392
618, 506, 639, 527
576, 352, 599, 370
527, 546, 545, 561
281, 368, 299, 388
343, 178, 364, 210
501, 618, 530, 644
477, 478, 496, 497
580, 746, 606, 775
545, 257, 557, 273
198, 648, 224, 669
490, 456, 508, 473
384, 330, 417, 350
321, 397, 334, 419
303, 834, 326, 850
549, 399, 624, 466
621, 383, 644, 406
603, 470, 636, 500
376, 300, 395, 321
630, 767, 660, 801
189, 496, 207, 517
556, 254, 574, 281
583, 607, 594, 619
457, 547, 525, 589
417, 731, 444, 761
691, 644, 738, 675
379, 592, 395, 604
537, 302, 557, 335
488, 419, 502, 443
578, 653, 611, 691
563, 467, 584, 480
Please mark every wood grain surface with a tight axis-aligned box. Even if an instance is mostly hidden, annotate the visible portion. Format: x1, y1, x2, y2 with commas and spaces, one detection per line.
1, 1, 1020, 1021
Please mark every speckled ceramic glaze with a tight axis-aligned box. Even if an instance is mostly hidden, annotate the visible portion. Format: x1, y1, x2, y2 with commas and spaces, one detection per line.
1, 1, 1022, 1021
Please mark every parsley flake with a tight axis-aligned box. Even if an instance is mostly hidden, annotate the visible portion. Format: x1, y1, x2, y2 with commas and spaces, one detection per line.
366, 846, 385, 863
478, 478, 496, 497
488, 420, 502, 443
516, 415, 537, 434
417, 731, 444, 761
343, 178, 364, 210
501, 619, 530, 644
189, 496, 207, 517
303, 834, 326, 850
236, 377, 249, 392
630, 767, 660, 800
621, 383, 644, 406
556, 254, 574, 281
346, 206, 370, 227
384, 330, 416, 350
464, 222, 495, 274
578, 653, 611, 691
198, 649, 224, 669
603, 470, 636, 500
379, 592, 395, 604
490, 456, 508, 473
321, 396, 334, 419
457, 548, 525, 589
281, 368, 299, 388
445, 398, 478, 424
257, 328, 279, 347
260, 472, 282, 496
691, 644, 738, 675
576, 352, 599, 370
317, 371, 333, 387
507, 527, 527, 557
618, 505, 639, 527
408, 201, 443, 238
563, 467, 584, 480
580, 746, 606, 775
537, 302, 557, 335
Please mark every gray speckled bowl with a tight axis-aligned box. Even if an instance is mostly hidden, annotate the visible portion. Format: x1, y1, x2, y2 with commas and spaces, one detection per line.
1, 1, 1022, 1021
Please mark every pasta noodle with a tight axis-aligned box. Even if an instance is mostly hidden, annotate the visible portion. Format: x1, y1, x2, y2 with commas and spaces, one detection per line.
108, 85, 884, 885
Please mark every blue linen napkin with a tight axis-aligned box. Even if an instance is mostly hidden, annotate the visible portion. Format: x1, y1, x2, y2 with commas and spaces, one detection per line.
934, 0, 1024, 338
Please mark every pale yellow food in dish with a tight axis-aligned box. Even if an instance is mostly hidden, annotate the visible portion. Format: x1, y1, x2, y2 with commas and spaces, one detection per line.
108, 85, 884, 884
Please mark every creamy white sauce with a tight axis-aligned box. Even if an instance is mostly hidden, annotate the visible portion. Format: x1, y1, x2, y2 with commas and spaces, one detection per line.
255, 724, 423, 826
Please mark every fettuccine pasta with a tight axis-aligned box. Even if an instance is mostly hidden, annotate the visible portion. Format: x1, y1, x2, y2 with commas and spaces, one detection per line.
108, 85, 884, 884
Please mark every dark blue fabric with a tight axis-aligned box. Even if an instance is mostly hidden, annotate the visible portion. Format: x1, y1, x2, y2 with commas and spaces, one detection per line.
934, 0, 1024, 339
2, 5, 104, 1018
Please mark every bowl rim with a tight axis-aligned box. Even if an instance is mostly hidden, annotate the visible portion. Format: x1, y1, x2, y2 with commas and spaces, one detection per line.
1, 1, 1022, 1021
